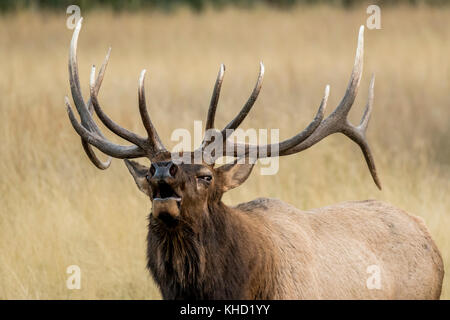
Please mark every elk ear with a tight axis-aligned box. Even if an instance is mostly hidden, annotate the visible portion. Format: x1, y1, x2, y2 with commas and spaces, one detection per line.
124, 160, 150, 196
215, 162, 255, 192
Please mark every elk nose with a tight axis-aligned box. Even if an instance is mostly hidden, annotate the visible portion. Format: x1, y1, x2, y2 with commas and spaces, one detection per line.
149, 162, 178, 183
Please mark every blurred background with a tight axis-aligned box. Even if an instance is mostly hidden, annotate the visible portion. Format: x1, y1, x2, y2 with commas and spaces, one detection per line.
0, 0, 448, 299
0, 0, 449, 11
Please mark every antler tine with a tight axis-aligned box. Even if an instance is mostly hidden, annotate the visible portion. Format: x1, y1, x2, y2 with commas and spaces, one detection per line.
66, 18, 150, 163
69, 17, 97, 131
359, 73, 375, 131
281, 26, 381, 189
205, 64, 225, 131
93, 47, 110, 94
82, 48, 113, 169
89, 65, 148, 148
343, 74, 381, 189
86, 47, 111, 114
81, 142, 111, 169
222, 62, 264, 136
337, 74, 380, 189
69, 17, 113, 169
330, 25, 364, 119
138, 70, 166, 153
279, 26, 366, 155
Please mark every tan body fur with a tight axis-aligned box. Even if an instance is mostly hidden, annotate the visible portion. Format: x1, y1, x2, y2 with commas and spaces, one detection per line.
235, 198, 444, 299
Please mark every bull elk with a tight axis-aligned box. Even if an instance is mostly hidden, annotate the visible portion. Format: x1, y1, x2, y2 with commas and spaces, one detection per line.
65, 19, 444, 299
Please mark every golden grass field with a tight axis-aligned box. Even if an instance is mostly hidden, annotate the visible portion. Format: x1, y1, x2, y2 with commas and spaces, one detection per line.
0, 5, 448, 299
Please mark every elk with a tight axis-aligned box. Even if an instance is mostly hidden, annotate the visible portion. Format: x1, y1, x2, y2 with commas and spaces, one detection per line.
65, 19, 444, 299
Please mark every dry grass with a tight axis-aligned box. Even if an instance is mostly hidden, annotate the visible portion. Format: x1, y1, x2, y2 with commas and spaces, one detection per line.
0, 5, 448, 299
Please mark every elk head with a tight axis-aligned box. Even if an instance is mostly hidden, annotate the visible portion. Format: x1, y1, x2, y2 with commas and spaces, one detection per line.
65, 19, 381, 229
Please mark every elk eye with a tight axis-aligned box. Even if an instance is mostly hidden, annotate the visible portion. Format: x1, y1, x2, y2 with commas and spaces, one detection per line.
197, 175, 212, 182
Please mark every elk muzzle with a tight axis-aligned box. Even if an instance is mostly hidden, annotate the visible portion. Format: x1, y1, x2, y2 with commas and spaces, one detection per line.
150, 162, 181, 226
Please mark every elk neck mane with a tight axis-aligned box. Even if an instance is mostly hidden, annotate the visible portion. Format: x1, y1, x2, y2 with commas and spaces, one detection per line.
146, 200, 277, 299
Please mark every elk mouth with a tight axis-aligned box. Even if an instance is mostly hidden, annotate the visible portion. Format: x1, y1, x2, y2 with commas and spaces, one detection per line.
151, 183, 181, 225
153, 182, 181, 203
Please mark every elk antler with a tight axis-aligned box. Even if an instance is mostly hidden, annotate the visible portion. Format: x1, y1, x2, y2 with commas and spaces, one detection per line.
65, 20, 380, 189
65, 18, 168, 165
202, 26, 381, 189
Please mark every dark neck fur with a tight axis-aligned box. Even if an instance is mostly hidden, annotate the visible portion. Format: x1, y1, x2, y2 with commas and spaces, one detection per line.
146, 201, 276, 299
